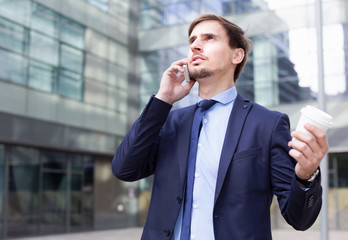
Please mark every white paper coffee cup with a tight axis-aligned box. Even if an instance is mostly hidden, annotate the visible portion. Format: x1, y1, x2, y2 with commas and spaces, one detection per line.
295, 105, 333, 137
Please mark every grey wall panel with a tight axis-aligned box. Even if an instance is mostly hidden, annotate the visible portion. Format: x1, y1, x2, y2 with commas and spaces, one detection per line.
0, 112, 121, 155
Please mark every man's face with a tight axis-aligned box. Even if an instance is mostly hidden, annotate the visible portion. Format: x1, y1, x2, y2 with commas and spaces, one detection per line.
188, 20, 235, 81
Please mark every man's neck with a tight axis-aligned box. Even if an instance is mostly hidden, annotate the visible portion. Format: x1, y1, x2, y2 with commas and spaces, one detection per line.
198, 77, 234, 99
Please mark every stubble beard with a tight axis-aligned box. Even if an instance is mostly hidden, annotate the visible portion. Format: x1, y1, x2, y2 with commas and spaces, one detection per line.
189, 68, 212, 80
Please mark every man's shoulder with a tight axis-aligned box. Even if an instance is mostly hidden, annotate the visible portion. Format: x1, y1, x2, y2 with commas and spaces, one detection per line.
236, 94, 288, 120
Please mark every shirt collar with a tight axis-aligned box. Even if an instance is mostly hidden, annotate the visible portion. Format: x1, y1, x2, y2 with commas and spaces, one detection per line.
198, 86, 237, 105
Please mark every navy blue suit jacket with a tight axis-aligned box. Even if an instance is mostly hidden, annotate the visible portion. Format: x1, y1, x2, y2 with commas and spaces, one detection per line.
112, 94, 322, 240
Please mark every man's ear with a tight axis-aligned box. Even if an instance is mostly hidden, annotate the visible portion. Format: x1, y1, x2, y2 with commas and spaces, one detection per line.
231, 48, 245, 64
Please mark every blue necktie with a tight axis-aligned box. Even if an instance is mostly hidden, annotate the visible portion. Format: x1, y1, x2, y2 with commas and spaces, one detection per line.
180, 99, 217, 240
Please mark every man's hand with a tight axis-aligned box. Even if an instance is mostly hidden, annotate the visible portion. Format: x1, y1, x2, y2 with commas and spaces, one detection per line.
288, 123, 329, 181
155, 59, 196, 104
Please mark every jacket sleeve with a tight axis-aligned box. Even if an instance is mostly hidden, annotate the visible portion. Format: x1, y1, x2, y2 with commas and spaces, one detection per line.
112, 96, 172, 182
271, 114, 322, 231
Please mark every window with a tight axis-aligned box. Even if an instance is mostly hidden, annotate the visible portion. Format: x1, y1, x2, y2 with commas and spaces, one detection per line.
7, 146, 40, 237
0, 0, 31, 26
42, 150, 67, 234
3, 146, 95, 238
28, 60, 57, 93
0, 17, 28, 54
60, 44, 84, 74
0, 49, 28, 85
0, 144, 4, 234
61, 17, 85, 50
31, 3, 59, 38
59, 69, 84, 100
0, 4, 86, 100
86, 0, 109, 12
29, 31, 59, 66
82, 156, 94, 230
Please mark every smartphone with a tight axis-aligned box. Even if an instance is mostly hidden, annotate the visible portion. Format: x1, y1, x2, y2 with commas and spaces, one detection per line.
183, 65, 191, 83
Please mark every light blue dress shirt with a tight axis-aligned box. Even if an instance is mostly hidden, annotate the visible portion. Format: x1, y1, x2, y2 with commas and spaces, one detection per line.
174, 86, 238, 240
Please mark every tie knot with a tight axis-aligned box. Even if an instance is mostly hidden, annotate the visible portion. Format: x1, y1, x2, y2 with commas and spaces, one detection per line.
198, 99, 216, 110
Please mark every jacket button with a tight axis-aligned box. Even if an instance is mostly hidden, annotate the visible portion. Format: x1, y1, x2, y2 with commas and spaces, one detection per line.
164, 229, 171, 237
177, 197, 182, 204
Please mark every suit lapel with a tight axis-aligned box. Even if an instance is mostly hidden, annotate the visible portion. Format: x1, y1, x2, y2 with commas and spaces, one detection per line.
177, 105, 197, 184
214, 94, 253, 204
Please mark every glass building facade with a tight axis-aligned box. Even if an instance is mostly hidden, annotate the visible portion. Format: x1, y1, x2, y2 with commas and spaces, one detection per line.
0, 0, 347, 238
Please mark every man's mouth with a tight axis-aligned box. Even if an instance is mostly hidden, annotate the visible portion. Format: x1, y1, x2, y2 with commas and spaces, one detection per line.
191, 55, 206, 64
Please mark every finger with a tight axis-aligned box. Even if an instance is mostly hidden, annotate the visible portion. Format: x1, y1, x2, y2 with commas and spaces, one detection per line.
289, 131, 324, 179
290, 131, 323, 161
304, 123, 329, 153
289, 148, 313, 173
289, 148, 305, 163
289, 137, 312, 161
171, 58, 189, 69
167, 62, 190, 80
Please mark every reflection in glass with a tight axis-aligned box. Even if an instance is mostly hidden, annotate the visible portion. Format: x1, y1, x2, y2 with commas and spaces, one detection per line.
30, 31, 59, 66
87, 0, 110, 12
139, 0, 261, 30
42, 172, 67, 234
0, 144, 4, 235
42, 151, 66, 170
29, 60, 57, 93
71, 154, 83, 171
139, 9, 162, 30
31, 3, 59, 38
83, 156, 94, 229
70, 173, 82, 231
0, 0, 31, 26
236, 62, 255, 101
7, 146, 40, 237
60, 44, 84, 74
59, 69, 83, 100
0, 17, 28, 54
0, 49, 28, 85
61, 17, 85, 50
163, 1, 199, 26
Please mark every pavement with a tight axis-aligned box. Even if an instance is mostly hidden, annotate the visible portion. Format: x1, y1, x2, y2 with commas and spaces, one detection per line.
8, 228, 348, 240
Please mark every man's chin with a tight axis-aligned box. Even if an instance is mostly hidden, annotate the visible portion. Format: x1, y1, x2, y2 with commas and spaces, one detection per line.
190, 68, 212, 80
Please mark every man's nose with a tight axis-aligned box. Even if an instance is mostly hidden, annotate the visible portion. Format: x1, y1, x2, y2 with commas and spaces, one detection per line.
190, 39, 203, 52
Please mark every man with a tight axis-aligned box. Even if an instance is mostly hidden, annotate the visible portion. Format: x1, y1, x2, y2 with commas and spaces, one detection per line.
112, 14, 328, 240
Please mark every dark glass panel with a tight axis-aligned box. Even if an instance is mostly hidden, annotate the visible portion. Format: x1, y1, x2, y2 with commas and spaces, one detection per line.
71, 154, 83, 171
42, 172, 67, 234
0, 144, 4, 237
70, 173, 82, 231
42, 150, 67, 170
7, 146, 40, 237
83, 156, 94, 229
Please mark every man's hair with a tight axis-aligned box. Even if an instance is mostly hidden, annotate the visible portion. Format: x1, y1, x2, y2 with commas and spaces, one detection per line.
188, 14, 252, 82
